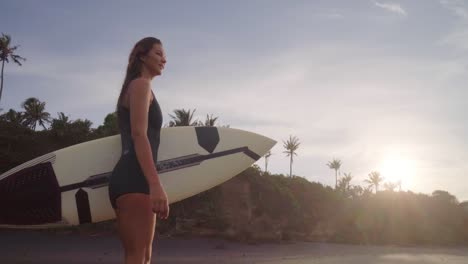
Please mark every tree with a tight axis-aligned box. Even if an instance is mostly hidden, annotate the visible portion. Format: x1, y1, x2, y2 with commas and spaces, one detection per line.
68, 118, 93, 142
0, 108, 25, 126
432, 190, 458, 205
337, 172, 353, 194
264, 150, 272, 174
102, 112, 118, 130
0, 33, 26, 104
362, 185, 374, 197
49, 111, 92, 142
349, 185, 364, 199
21, 97, 51, 130
203, 114, 218, 127
94, 112, 118, 136
168, 109, 198, 127
50, 112, 72, 137
283, 135, 300, 177
326, 158, 342, 189
364, 171, 384, 194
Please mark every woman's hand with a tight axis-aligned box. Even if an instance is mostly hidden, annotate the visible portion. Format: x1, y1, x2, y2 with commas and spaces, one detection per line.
149, 183, 169, 219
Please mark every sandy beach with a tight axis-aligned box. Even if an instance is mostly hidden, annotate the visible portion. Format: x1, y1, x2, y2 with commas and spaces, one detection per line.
1, 230, 467, 264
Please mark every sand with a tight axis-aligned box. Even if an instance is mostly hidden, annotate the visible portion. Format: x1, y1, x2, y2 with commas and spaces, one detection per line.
1, 230, 467, 263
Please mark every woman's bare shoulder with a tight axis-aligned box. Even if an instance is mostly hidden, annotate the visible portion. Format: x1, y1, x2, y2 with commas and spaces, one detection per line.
128, 77, 151, 90
128, 78, 152, 99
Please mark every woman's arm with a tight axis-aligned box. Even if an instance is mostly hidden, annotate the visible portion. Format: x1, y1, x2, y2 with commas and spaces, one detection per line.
128, 78, 169, 218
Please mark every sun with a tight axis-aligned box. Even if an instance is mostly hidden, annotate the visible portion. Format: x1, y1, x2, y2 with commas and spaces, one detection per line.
379, 155, 415, 185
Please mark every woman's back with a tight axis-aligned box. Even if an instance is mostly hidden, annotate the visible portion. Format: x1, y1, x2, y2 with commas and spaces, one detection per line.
116, 91, 163, 163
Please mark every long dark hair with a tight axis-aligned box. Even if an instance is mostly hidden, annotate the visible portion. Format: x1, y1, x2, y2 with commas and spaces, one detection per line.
116, 37, 162, 120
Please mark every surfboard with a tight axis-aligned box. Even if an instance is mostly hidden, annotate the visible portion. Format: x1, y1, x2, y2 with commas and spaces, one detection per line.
0, 127, 275, 228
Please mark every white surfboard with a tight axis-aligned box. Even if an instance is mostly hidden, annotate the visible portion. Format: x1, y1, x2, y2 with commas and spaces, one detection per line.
0, 127, 275, 228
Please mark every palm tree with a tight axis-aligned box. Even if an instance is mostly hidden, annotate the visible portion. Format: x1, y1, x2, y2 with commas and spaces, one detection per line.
283, 135, 300, 177
337, 172, 355, 198
71, 118, 93, 133
66, 118, 93, 143
21, 97, 51, 130
264, 150, 272, 174
1, 108, 25, 126
364, 171, 384, 194
51, 112, 72, 137
338, 172, 353, 192
326, 158, 342, 189
203, 114, 218, 126
1, 33, 26, 104
168, 109, 198, 127
53, 112, 70, 125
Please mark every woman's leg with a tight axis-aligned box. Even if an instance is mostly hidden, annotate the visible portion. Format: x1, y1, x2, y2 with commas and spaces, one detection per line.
115, 193, 157, 264
144, 213, 156, 264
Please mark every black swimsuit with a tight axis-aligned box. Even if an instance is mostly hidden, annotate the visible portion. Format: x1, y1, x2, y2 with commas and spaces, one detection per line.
108, 91, 163, 209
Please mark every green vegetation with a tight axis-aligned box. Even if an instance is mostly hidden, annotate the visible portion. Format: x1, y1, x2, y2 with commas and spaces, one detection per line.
365, 171, 385, 194
282, 135, 300, 177
1, 98, 468, 246
0, 33, 26, 104
327, 158, 342, 189
166, 166, 468, 245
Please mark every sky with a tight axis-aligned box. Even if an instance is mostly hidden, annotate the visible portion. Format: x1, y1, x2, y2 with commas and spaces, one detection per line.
1, 0, 467, 201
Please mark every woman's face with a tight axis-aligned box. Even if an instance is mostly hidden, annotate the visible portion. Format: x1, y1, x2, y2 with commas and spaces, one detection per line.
142, 43, 167, 76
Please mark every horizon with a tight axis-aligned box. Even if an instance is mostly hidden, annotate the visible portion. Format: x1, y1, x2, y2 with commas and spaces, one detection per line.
1, 0, 467, 201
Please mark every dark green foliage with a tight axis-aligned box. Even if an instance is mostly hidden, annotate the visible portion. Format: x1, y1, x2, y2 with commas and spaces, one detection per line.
1, 99, 468, 245
156, 167, 468, 245
92, 112, 119, 138
0, 107, 117, 174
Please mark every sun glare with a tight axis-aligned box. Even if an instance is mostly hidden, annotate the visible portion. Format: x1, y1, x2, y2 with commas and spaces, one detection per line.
379, 156, 416, 186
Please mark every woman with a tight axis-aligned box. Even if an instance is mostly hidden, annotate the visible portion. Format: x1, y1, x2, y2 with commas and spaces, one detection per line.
108, 37, 169, 264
